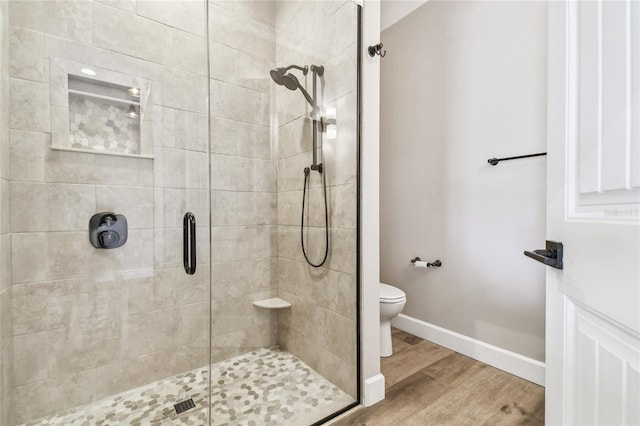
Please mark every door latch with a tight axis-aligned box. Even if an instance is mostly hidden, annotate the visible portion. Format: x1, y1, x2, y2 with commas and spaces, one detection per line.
524, 240, 563, 270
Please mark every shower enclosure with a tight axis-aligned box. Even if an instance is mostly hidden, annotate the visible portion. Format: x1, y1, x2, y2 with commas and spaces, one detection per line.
0, 1, 360, 424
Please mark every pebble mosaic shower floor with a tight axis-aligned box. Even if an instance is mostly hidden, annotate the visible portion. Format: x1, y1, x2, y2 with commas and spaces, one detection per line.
20, 348, 354, 426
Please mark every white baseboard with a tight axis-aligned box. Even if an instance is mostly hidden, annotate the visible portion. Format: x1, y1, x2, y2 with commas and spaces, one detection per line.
392, 314, 545, 386
363, 373, 385, 407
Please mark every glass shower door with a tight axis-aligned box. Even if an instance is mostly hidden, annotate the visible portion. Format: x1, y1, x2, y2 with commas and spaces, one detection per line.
5, 1, 211, 424
208, 1, 360, 424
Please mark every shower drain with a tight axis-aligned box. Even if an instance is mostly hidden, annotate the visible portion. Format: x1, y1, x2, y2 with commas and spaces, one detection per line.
174, 398, 196, 415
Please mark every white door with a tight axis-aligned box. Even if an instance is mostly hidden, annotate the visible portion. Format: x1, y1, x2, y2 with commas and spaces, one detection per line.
545, 1, 640, 425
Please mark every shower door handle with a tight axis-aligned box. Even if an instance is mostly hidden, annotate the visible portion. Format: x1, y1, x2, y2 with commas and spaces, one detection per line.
183, 212, 196, 275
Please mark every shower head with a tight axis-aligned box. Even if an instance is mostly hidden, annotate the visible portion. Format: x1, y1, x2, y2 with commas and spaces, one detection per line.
269, 68, 286, 86
281, 73, 301, 91
282, 73, 315, 107
269, 64, 308, 87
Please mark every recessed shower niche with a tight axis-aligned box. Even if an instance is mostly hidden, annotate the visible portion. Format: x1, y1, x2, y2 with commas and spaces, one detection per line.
49, 58, 153, 158
68, 76, 141, 155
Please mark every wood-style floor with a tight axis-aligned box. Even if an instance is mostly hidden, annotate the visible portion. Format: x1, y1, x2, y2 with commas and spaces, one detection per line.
334, 328, 545, 425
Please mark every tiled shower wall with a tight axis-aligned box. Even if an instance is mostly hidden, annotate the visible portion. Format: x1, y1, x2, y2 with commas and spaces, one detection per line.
207, 1, 278, 363
3, 0, 357, 423
7, 1, 212, 423
274, 1, 359, 397
0, 1, 13, 424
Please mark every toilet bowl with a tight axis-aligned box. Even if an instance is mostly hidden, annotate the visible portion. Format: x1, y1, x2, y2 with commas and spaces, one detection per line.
379, 283, 406, 357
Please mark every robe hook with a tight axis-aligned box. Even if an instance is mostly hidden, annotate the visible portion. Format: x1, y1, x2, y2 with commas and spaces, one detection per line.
368, 43, 386, 58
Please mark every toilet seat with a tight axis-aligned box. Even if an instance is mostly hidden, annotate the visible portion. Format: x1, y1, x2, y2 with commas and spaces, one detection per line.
379, 283, 406, 303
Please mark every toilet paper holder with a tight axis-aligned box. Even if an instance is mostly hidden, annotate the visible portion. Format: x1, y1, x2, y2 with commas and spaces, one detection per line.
411, 257, 442, 267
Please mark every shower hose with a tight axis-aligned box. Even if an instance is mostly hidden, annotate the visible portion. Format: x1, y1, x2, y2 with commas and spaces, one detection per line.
301, 166, 329, 267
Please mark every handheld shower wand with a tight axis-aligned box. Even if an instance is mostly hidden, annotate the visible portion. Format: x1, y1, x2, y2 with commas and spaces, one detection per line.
270, 63, 329, 267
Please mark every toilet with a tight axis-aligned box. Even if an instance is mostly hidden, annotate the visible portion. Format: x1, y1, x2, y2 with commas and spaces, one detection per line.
379, 282, 407, 357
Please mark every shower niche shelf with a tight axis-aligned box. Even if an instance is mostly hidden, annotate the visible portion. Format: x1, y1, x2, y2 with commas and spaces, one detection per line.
253, 297, 292, 309
49, 58, 153, 160
67, 76, 143, 156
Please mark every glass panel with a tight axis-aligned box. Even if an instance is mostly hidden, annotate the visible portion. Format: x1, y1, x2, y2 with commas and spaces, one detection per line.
0, 0, 360, 423
208, 1, 360, 424
3, 1, 211, 424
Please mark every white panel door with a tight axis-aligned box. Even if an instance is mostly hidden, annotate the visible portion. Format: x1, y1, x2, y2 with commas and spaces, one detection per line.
546, 1, 640, 425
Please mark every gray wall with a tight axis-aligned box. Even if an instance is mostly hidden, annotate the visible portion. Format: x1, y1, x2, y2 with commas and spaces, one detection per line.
380, 1, 547, 361
0, 1, 13, 423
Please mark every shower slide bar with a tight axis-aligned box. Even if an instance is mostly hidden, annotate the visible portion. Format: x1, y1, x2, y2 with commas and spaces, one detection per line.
487, 152, 546, 166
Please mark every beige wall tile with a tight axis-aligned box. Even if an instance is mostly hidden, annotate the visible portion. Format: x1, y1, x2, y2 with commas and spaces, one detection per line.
0, 286, 12, 350
96, 185, 153, 230
45, 232, 91, 279
211, 190, 237, 226
278, 115, 312, 159
10, 182, 47, 232
211, 153, 238, 191
9, 1, 91, 43
278, 290, 315, 339
95, 0, 135, 13
209, 4, 275, 62
211, 323, 277, 363
93, 2, 206, 75
237, 192, 276, 226
153, 228, 181, 269
11, 232, 46, 284
45, 149, 154, 187
94, 349, 174, 400
237, 158, 274, 192
0, 234, 10, 292
9, 130, 46, 182
155, 188, 208, 230
12, 279, 95, 335
11, 182, 95, 233
152, 266, 210, 310
315, 307, 356, 366
236, 1, 276, 27
13, 369, 96, 424
46, 320, 113, 378
330, 180, 357, 229
323, 44, 357, 103
211, 289, 275, 336
126, 275, 154, 315
329, 228, 356, 275
212, 258, 273, 299
235, 50, 273, 93
0, 340, 13, 425
237, 122, 271, 160
276, 257, 312, 300
137, 60, 207, 114
44, 35, 138, 77
210, 79, 238, 121
210, 42, 236, 84
211, 116, 238, 155
137, 0, 206, 37
1, 179, 9, 234
311, 269, 356, 320
9, 78, 50, 132
210, 225, 274, 263
175, 110, 208, 152
9, 27, 46, 82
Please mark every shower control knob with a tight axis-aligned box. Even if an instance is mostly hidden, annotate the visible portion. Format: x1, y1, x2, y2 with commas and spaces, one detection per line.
89, 212, 128, 249
98, 230, 120, 248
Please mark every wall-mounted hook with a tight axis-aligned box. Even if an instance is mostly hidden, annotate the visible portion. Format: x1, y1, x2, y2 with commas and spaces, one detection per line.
368, 43, 386, 58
